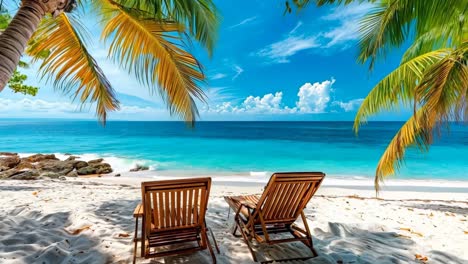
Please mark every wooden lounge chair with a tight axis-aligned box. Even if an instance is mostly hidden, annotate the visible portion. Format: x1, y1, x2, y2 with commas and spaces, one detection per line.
224, 172, 325, 262
134, 177, 219, 263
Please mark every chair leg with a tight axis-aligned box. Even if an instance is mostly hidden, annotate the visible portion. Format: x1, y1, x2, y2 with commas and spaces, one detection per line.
209, 228, 220, 253
133, 217, 139, 264
202, 230, 217, 264
236, 219, 257, 262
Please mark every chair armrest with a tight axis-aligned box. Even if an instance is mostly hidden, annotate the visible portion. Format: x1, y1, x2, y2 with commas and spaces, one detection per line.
133, 203, 143, 217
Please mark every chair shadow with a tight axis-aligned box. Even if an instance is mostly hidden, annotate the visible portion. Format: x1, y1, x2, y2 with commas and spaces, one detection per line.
403, 203, 468, 215
0, 209, 113, 263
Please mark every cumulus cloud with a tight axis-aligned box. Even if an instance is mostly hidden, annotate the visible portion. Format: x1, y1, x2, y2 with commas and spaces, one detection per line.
255, 22, 319, 63
332, 98, 364, 112
296, 79, 334, 113
206, 78, 338, 114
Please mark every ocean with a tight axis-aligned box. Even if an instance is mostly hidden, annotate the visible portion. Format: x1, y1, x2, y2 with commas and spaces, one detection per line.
1, 120, 466, 182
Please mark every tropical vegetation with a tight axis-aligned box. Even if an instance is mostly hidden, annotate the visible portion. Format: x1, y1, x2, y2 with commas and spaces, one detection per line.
0, 0, 219, 123
288, 0, 467, 190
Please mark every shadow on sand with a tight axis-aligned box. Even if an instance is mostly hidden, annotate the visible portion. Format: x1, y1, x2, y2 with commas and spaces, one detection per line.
0, 209, 112, 263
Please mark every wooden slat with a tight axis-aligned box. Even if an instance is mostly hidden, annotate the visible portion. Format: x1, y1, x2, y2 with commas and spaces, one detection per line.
200, 186, 207, 223
163, 191, 169, 227
265, 183, 286, 219
273, 183, 294, 219
170, 190, 175, 227
261, 184, 278, 218
151, 192, 159, 229
182, 189, 187, 225
193, 188, 199, 224
158, 192, 164, 228
176, 190, 181, 226
188, 189, 193, 224
286, 183, 307, 218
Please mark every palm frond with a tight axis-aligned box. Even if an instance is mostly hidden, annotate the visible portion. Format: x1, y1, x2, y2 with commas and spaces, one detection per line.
375, 108, 435, 191
358, 0, 466, 69
100, 1, 206, 123
101, 0, 219, 56
27, 13, 119, 123
354, 49, 450, 132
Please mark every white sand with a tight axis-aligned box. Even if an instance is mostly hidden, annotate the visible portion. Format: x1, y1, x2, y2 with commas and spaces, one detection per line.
0, 175, 467, 264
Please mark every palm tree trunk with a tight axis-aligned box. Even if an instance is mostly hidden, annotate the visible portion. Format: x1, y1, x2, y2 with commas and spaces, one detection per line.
0, 0, 75, 91
0, 1, 46, 91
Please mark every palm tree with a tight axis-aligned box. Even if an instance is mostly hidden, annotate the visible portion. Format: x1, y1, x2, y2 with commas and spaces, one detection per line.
0, 0, 219, 123
288, 0, 467, 190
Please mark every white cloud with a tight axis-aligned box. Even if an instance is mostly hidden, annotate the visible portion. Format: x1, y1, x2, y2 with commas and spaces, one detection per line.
232, 65, 244, 80
209, 73, 227, 80
296, 79, 335, 113
228, 16, 257, 29
205, 78, 338, 114
332, 98, 364, 112
255, 22, 319, 63
321, 2, 374, 48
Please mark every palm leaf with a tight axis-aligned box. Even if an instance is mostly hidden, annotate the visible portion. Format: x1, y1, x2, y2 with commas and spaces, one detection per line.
102, 0, 219, 55
354, 49, 450, 132
374, 108, 435, 191
100, 1, 205, 123
27, 13, 119, 123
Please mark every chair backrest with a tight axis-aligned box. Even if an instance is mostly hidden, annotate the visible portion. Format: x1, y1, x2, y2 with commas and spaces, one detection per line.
141, 177, 211, 234
255, 172, 325, 222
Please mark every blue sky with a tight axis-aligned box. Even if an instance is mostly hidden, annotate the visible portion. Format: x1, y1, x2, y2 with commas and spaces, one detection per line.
0, 0, 412, 121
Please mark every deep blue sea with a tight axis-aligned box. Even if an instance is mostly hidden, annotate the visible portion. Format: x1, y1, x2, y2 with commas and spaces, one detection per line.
1, 120, 466, 181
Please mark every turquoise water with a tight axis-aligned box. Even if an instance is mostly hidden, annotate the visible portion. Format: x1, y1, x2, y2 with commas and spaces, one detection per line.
1, 120, 466, 180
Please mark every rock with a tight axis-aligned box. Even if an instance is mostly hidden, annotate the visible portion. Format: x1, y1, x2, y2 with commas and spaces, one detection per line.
65, 156, 78, 161
0, 152, 17, 156
77, 166, 97, 175
74, 161, 88, 169
10, 170, 39, 180
64, 153, 73, 156
38, 160, 74, 175
58, 176, 67, 181
130, 164, 149, 172
114, 173, 121, 177
66, 171, 78, 177
16, 161, 36, 170
88, 158, 104, 164
0, 155, 20, 169
92, 163, 113, 174
24, 154, 58, 163
0, 166, 9, 172
0, 169, 19, 179
40, 172, 61, 178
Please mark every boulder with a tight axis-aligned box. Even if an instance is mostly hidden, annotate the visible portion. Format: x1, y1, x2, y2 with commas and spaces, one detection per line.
91, 162, 113, 174
0, 152, 18, 156
58, 176, 67, 181
130, 164, 149, 172
10, 170, 39, 180
0, 166, 9, 172
74, 161, 88, 169
77, 166, 97, 175
0, 169, 19, 179
66, 171, 78, 177
114, 173, 121, 177
40, 172, 61, 178
88, 158, 104, 164
65, 156, 77, 161
38, 160, 74, 175
0, 155, 20, 169
16, 161, 36, 170
24, 154, 58, 163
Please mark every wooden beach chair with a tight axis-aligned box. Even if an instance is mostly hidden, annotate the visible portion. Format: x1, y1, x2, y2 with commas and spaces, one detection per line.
133, 177, 219, 263
224, 172, 325, 262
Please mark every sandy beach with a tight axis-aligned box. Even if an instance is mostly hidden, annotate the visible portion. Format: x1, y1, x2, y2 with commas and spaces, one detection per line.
0, 175, 467, 264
